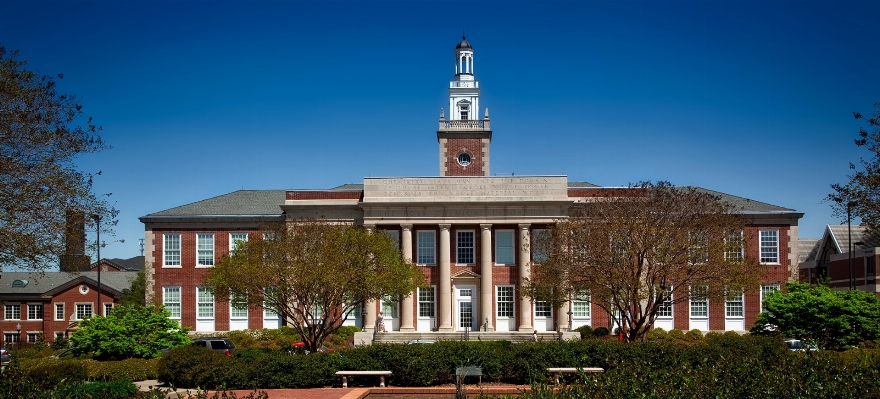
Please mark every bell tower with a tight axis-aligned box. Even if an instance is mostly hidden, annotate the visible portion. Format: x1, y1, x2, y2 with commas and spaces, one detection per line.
438, 36, 492, 176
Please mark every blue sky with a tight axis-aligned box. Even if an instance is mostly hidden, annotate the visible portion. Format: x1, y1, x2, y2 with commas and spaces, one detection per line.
3, 0, 878, 261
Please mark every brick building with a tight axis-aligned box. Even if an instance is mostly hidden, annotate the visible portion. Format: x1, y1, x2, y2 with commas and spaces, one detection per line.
140, 37, 803, 336
799, 224, 880, 296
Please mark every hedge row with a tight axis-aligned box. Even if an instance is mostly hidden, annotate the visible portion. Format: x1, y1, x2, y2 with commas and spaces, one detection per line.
157, 335, 880, 398
16, 357, 160, 385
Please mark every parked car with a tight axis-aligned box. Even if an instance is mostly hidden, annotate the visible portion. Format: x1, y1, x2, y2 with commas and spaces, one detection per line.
192, 338, 236, 356
53, 347, 83, 359
1, 348, 9, 363
784, 339, 818, 352
287, 341, 328, 355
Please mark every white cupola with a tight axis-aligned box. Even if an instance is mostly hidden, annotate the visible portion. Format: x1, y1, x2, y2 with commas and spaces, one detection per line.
449, 36, 480, 121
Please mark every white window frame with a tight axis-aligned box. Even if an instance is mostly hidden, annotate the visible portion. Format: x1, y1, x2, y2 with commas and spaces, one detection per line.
4, 304, 20, 320
759, 230, 779, 264
572, 291, 591, 318
535, 301, 552, 317
197, 233, 215, 267
381, 295, 399, 318
417, 230, 436, 265
690, 286, 709, 318
496, 286, 515, 318
27, 333, 40, 343
456, 230, 475, 264
760, 284, 780, 314
725, 291, 744, 318
724, 231, 744, 261
104, 303, 113, 316
418, 286, 436, 318
75, 303, 93, 320
55, 303, 65, 321
4, 334, 19, 344
230, 293, 248, 319
229, 232, 248, 254
197, 287, 214, 318
163, 233, 181, 267
495, 230, 515, 265
657, 287, 673, 318
27, 304, 43, 320
163, 286, 181, 319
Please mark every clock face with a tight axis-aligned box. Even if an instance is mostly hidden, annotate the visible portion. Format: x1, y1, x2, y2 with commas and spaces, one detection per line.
457, 152, 472, 166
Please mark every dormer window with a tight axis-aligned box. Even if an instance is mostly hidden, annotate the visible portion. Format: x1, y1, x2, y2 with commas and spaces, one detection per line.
12, 279, 28, 288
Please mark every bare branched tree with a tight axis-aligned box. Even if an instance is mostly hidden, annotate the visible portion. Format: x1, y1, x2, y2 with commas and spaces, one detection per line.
828, 103, 880, 231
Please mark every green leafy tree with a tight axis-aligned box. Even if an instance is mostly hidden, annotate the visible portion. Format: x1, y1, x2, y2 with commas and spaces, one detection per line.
70, 304, 190, 359
828, 103, 880, 229
752, 282, 880, 350
118, 270, 147, 306
529, 181, 761, 342
207, 219, 424, 351
0, 46, 116, 271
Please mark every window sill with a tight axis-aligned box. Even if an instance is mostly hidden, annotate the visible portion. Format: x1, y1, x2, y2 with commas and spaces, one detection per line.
494, 263, 514, 266
760, 262, 781, 266
195, 265, 215, 268
162, 265, 182, 268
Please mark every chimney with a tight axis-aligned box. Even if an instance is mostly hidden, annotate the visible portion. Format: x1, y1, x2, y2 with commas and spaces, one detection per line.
60, 210, 90, 272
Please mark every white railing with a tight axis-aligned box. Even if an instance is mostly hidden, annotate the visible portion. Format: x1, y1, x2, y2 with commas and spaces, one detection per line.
450, 81, 479, 88
439, 119, 490, 130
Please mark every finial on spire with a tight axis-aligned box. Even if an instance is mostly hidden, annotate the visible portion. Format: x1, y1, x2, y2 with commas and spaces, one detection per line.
462, 28, 466, 41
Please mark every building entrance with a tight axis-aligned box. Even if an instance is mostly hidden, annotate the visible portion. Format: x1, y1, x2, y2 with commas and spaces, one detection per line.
455, 286, 477, 331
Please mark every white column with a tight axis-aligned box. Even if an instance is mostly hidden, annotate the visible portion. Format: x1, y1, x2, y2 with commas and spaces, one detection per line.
480, 224, 494, 331
364, 300, 377, 332
400, 225, 415, 332
558, 301, 570, 332
518, 224, 533, 331
438, 224, 453, 331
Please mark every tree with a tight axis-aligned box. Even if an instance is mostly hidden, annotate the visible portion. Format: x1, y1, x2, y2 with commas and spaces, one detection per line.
828, 103, 880, 229
528, 181, 761, 342
0, 46, 116, 271
206, 219, 424, 351
752, 282, 880, 350
70, 304, 191, 359
118, 270, 147, 306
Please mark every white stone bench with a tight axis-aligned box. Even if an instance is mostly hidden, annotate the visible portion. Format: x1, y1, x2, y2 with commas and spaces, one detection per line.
547, 367, 604, 384
335, 370, 392, 388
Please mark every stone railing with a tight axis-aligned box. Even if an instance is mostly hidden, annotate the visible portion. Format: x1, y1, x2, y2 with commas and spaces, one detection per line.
439, 119, 490, 131
450, 81, 479, 88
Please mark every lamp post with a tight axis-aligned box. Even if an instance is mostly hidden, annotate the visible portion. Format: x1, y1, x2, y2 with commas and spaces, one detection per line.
92, 214, 102, 316
16, 323, 21, 348
847, 202, 856, 290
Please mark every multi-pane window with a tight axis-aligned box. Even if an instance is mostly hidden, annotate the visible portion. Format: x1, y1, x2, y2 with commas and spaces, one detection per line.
457, 231, 475, 264
573, 292, 591, 317
382, 295, 399, 318
28, 304, 43, 320
497, 286, 515, 317
264, 287, 279, 318
760, 230, 779, 263
495, 230, 515, 265
725, 290, 744, 317
197, 287, 214, 318
229, 233, 248, 253
418, 287, 436, 317
197, 234, 215, 266
55, 303, 64, 321
27, 333, 39, 343
417, 231, 436, 264
76, 304, 93, 320
689, 231, 708, 264
4, 334, 18, 344
867, 256, 876, 277
383, 230, 400, 249
230, 294, 248, 318
535, 301, 552, 317
104, 303, 113, 316
164, 234, 181, 266
724, 231, 744, 261
760, 285, 780, 313
690, 286, 708, 317
5, 304, 20, 320
657, 287, 673, 318
164, 287, 181, 318
532, 229, 549, 262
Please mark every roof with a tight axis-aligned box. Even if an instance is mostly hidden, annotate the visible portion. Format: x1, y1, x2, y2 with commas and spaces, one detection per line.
141, 190, 286, 218
568, 181, 599, 188
94, 256, 144, 271
798, 238, 820, 263
825, 224, 880, 253
456, 36, 472, 50
692, 187, 797, 213
0, 271, 137, 297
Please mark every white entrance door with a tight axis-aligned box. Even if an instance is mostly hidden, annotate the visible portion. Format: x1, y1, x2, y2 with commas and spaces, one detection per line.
455, 286, 477, 331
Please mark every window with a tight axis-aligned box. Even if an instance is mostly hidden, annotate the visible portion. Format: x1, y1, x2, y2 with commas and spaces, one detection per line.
690, 286, 708, 317
382, 295, 399, 318
532, 229, 549, 262
230, 294, 248, 319
28, 304, 43, 320
497, 286, 514, 317
657, 287, 673, 318
418, 286, 436, 317
55, 303, 64, 321
867, 256, 876, 277
457, 230, 475, 264
417, 231, 436, 264
383, 230, 400, 249
264, 287, 279, 318
197, 234, 215, 266
689, 231, 708, 264
760, 284, 780, 313
724, 231, 744, 261
4, 334, 18, 344
164, 233, 181, 266
725, 290, 744, 318
457, 152, 472, 166
163, 287, 181, 318
5, 304, 20, 320
76, 304, 93, 320
229, 233, 248, 253
104, 303, 113, 316
495, 230, 515, 265
760, 230, 779, 263
573, 291, 591, 317
27, 333, 39, 343
197, 287, 214, 318
535, 301, 552, 317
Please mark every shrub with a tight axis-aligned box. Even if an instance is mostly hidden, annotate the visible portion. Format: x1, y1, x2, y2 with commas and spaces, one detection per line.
592, 327, 610, 337
25, 360, 88, 390
667, 329, 685, 341
574, 325, 593, 339
334, 325, 361, 341
84, 357, 160, 381
158, 345, 234, 388
56, 380, 138, 399
684, 329, 703, 341
646, 328, 667, 341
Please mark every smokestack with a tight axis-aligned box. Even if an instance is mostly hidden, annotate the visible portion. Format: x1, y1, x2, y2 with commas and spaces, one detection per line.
60, 210, 90, 272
